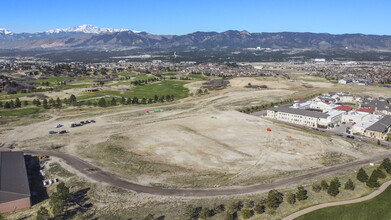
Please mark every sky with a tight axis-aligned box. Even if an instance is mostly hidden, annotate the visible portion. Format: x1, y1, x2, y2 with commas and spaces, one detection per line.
1, 0, 391, 35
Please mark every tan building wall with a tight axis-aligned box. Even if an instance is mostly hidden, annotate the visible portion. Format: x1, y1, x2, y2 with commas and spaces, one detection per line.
364, 130, 387, 140
0, 197, 31, 214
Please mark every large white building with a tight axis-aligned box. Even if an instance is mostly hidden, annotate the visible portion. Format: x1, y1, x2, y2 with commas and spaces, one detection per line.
267, 106, 330, 128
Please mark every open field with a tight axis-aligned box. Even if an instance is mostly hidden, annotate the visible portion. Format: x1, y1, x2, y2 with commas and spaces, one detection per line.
2, 74, 391, 219
1, 76, 389, 189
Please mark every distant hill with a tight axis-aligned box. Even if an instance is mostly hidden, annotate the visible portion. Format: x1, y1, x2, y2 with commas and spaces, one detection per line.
1, 25, 391, 51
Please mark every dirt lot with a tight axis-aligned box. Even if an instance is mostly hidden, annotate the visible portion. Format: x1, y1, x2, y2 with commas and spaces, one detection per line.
1, 77, 388, 189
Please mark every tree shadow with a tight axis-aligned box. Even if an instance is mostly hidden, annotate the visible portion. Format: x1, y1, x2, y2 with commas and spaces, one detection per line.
61, 187, 93, 219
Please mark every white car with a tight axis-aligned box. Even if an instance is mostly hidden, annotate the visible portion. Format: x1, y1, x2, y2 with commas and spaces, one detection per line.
39, 170, 46, 176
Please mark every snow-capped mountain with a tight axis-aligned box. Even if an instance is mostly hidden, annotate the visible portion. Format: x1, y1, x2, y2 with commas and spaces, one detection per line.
45, 24, 130, 34
0, 28, 13, 35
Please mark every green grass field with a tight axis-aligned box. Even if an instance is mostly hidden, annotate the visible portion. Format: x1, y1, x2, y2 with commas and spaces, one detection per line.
130, 81, 189, 99
119, 72, 137, 77
0, 107, 41, 117
297, 185, 391, 220
78, 80, 189, 100
133, 75, 157, 81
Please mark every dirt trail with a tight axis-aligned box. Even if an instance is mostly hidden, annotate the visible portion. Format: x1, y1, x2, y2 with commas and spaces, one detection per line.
283, 180, 391, 220
23, 149, 391, 197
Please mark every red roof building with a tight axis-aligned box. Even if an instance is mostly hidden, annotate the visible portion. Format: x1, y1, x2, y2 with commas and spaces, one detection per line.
357, 108, 375, 114
333, 105, 353, 112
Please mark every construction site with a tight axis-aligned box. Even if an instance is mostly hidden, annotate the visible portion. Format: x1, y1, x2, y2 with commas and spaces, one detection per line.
1, 74, 391, 219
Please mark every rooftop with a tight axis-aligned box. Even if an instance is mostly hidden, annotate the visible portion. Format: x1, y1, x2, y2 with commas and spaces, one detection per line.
0, 152, 30, 203
270, 106, 329, 119
366, 115, 391, 133
333, 105, 353, 112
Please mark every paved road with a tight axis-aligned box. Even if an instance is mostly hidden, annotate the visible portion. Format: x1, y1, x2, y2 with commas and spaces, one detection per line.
283, 180, 391, 220
24, 149, 391, 197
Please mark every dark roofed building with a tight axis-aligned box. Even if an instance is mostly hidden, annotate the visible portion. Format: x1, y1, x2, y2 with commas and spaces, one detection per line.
364, 116, 391, 140
0, 152, 31, 213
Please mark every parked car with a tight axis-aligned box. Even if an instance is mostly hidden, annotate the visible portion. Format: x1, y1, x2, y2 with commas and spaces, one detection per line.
71, 123, 82, 128
90, 120, 96, 123
49, 131, 58, 134
55, 124, 63, 128
39, 170, 46, 176
347, 135, 355, 139
59, 130, 67, 134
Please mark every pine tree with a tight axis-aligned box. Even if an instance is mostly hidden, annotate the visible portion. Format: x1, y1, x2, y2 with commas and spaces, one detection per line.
327, 178, 340, 197
374, 168, 386, 179
56, 97, 62, 107
3, 102, 10, 109
15, 98, 21, 108
357, 168, 369, 182
98, 98, 107, 107
69, 94, 77, 105
110, 98, 117, 106
296, 185, 308, 201
344, 179, 355, 190
381, 158, 391, 174
42, 99, 49, 109
367, 170, 380, 188
120, 96, 126, 105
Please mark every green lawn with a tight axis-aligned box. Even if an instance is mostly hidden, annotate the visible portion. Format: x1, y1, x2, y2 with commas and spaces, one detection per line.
0, 92, 28, 101
0, 107, 41, 117
120, 72, 137, 77
129, 80, 189, 99
297, 185, 391, 220
133, 75, 157, 81
78, 80, 189, 100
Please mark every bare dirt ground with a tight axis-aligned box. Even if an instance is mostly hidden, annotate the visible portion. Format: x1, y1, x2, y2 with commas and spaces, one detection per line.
1, 77, 390, 189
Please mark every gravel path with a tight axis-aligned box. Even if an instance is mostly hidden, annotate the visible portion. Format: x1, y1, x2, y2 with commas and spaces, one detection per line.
24, 149, 391, 197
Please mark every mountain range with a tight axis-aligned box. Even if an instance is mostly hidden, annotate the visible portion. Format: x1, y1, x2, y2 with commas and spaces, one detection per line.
1, 24, 391, 52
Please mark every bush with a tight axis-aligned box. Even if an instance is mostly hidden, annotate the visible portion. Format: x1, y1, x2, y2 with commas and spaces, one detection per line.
266, 190, 284, 209
296, 185, 308, 201
321, 180, 329, 191
228, 201, 243, 212
184, 205, 201, 219
312, 183, 322, 192
254, 203, 265, 214
241, 208, 254, 219
286, 192, 296, 205
36, 206, 50, 220
199, 207, 214, 219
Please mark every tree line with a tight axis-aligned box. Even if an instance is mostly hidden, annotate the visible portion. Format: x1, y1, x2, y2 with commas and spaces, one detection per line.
92, 95, 175, 107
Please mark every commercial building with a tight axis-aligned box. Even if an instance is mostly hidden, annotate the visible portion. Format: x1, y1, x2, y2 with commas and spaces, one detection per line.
0, 152, 31, 214
267, 106, 329, 128
364, 116, 391, 140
